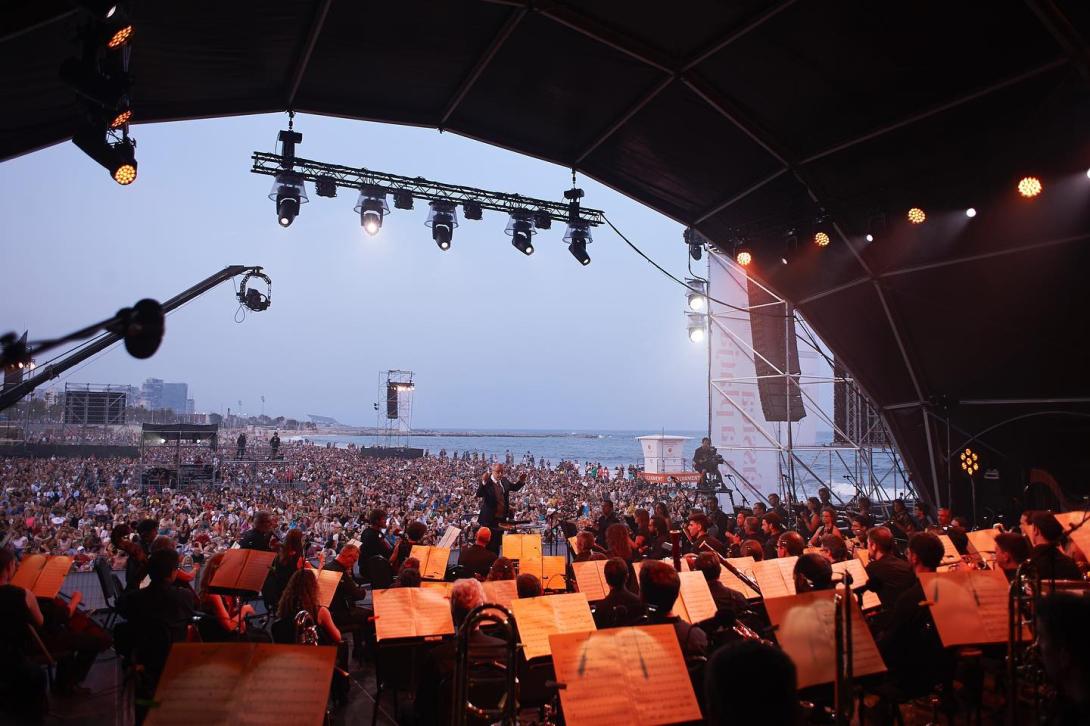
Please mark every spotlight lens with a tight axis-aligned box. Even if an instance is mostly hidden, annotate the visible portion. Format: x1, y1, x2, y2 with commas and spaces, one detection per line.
781, 257, 788, 265
1018, 176, 1042, 198
1086, 169, 1090, 179
113, 163, 136, 185
865, 233, 874, 243
907, 207, 926, 224
687, 294, 706, 311
689, 327, 705, 343
814, 232, 830, 247
736, 251, 752, 266
107, 24, 134, 49
109, 109, 132, 128
965, 207, 976, 218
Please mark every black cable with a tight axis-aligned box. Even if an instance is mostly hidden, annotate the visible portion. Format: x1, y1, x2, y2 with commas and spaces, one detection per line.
604, 216, 789, 319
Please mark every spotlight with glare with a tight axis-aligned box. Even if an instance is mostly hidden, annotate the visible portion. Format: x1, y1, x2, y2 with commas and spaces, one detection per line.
563, 220, 592, 266
865, 233, 874, 243
1086, 169, 1090, 179
109, 106, 131, 129
736, 248, 752, 266
355, 189, 389, 236
907, 207, 926, 224
965, 207, 976, 218
686, 313, 706, 343
781, 257, 788, 265
268, 171, 307, 227
106, 23, 133, 49
959, 447, 980, 475
685, 278, 707, 311
814, 231, 830, 247
506, 210, 535, 255
1018, 176, 1042, 198
426, 200, 457, 251
72, 127, 138, 185
462, 200, 483, 220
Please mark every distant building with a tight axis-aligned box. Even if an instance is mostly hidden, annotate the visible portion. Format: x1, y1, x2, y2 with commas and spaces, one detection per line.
185, 398, 195, 415
141, 378, 189, 413
141, 378, 163, 409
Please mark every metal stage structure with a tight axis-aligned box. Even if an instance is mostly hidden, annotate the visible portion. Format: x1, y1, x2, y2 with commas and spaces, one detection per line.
63, 383, 128, 426
138, 423, 219, 489
701, 250, 917, 511
377, 370, 415, 449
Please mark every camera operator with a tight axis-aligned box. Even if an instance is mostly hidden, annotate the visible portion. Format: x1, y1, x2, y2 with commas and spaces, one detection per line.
693, 437, 724, 488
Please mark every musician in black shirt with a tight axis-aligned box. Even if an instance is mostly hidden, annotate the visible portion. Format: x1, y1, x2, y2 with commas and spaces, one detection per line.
593, 500, 623, 549
238, 510, 277, 551
322, 544, 372, 662
863, 526, 916, 610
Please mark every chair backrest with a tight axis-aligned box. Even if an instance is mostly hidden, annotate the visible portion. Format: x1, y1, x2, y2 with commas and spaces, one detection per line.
364, 555, 394, 590
94, 557, 118, 603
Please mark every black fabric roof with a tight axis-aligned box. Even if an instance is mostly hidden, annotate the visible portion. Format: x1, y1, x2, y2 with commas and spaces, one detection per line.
4, 1, 1090, 507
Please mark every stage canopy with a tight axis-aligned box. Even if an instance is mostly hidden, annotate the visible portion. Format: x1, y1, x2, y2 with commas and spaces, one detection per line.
141, 423, 218, 444
3, 1, 1089, 505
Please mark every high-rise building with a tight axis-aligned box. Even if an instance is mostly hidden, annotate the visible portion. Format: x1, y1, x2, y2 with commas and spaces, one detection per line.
141, 378, 164, 409
141, 378, 189, 413
185, 398, 195, 415
161, 383, 188, 414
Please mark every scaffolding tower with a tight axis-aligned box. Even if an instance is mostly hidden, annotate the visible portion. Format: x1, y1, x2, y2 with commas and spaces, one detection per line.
377, 370, 415, 448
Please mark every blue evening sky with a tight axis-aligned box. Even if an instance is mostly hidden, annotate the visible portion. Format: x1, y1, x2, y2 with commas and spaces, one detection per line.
0, 113, 707, 430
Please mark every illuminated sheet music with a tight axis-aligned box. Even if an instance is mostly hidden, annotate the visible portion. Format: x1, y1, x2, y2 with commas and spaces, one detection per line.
210, 549, 276, 593
437, 526, 461, 549
567, 536, 581, 555
918, 569, 1018, 645
722, 556, 760, 599
146, 643, 335, 726
571, 560, 609, 602
540, 556, 568, 590
966, 529, 998, 567
510, 592, 595, 660
765, 589, 886, 689
502, 534, 542, 561
408, 545, 450, 580
482, 579, 518, 610
373, 587, 454, 641
550, 625, 702, 726
11, 555, 74, 598
314, 569, 342, 609
674, 571, 716, 624
830, 559, 880, 610
752, 556, 797, 599
938, 534, 961, 563
421, 581, 452, 597
1054, 512, 1090, 562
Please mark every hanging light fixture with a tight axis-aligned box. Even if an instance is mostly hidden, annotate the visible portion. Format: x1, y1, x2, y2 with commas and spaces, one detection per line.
268, 170, 307, 227
425, 200, 458, 251
506, 209, 535, 255
355, 188, 389, 236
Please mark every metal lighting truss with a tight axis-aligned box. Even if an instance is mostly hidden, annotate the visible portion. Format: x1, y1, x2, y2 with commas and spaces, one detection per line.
251, 152, 606, 227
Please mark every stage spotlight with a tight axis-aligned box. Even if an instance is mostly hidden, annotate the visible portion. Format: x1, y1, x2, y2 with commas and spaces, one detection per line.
355, 189, 389, 236
393, 189, 414, 210
106, 23, 133, 49
72, 127, 138, 185
462, 200, 483, 220
685, 278, 707, 310
813, 231, 830, 247
959, 447, 980, 475
564, 220, 592, 266
684, 228, 705, 261
865, 233, 874, 243
907, 207, 926, 224
426, 201, 457, 251
533, 209, 552, 230
268, 171, 307, 227
781, 257, 788, 265
1018, 176, 1042, 198
111, 139, 137, 185
736, 248, 752, 266
1086, 169, 1090, 179
109, 106, 131, 129
965, 207, 976, 218
506, 210, 535, 255
686, 314, 706, 343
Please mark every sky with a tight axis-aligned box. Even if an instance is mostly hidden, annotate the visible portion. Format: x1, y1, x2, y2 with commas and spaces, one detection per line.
0, 113, 708, 430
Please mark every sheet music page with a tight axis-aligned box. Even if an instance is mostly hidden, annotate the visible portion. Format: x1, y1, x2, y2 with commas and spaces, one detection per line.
512, 593, 595, 660
410, 588, 456, 638
33, 556, 73, 598
437, 526, 461, 549
314, 569, 342, 609
722, 556, 759, 599
550, 625, 701, 726
966, 529, 998, 567
1054, 512, 1090, 561
545, 592, 596, 639
938, 534, 960, 563
765, 589, 886, 688
854, 549, 871, 567
482, 579, 518, 611
10, 554, 46, 590
568, 536, 580, 555
571, 561, 607, 602
239, 550, 276, 592
147, 643, 336, 726
422, 547, 450, 580
373, 588, 418, 641
829, 552, 878, 610
676, 571, 716, 624
752, 556, 796, 599
541, 556, 567, 590
409, 544, 431, 572
519, 556, 543, 582
502, 534, 524, 560
918, 569, 1011, 645
239, 645, 337, 726
211, 549, 247, 589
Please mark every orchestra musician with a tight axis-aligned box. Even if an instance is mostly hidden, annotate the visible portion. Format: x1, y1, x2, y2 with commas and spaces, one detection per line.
457, 527, 498, 580
238, 510, 278, 551
593, 499, 623, 549
475, 463, 526, 554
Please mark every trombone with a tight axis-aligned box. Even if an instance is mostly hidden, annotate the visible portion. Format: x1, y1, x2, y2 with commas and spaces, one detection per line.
453, 603, 520, 726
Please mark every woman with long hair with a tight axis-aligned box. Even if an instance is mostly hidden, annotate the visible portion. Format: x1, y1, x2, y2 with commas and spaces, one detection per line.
605, 523, 639, 592
633, 509, 651, 556
275, 569, 340, 644
197, 552, 255, 640
486, 556, 516, 581
264, 528, 305, 609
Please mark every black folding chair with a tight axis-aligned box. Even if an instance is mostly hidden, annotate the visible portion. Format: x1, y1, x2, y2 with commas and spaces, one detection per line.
92, 557, 122, 629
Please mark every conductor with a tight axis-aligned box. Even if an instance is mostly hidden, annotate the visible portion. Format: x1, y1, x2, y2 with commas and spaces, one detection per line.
476, 463, 527, 554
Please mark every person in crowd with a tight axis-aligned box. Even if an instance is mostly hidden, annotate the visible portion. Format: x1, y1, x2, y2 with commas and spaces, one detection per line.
740, 539, 765, 561
594, 499, 623, 549
1028, 511, 1083, 581
777, 530, 805, 558
692, 551, 747, 619
0, 545, 46, 723
639, 560, 707, 658
808, 506, 842, 546
276, 569, 341, 644
572, 532, 605, 563
761, 512, 786, 560
645, 515, 671, 560
793, 553, 834, 592
994, 531, 1031, 581
321, 543, 371, 661
817, 487, 834, 508
238, 510, 277, 551
235, 432, 246, 458
515, 573, 542, 598
118, 548, 196, 643
632, 508, 652, 554
391, 520, 427, 572
686, 512, 728, 557
476, 463, 527, 553
847, 514, 870, 554
863, 526, 916, 609
1036, 593, 1090, 725
359, 508, 393, 564
767, 492, 789, 522
890, 498, 919, 536
914, 501, 934, 530
605, 522, 636, 563
820, 534, 849, 564
486, 556, 516, 581
458, 527, 498, 580
395, 567, 422, 588
936, 506, 954, 530
705, 495, 733, 538
801, 496, 822, 536
854, 496, 875, 528
704, 640, 799, 726
264, 527, 306, 610
197, 551, 256, 640
123, 518, 159, 591
595, 557, 645, 628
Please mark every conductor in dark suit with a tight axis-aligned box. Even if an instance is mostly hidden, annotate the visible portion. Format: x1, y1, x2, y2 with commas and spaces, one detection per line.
476, 463, 526, 553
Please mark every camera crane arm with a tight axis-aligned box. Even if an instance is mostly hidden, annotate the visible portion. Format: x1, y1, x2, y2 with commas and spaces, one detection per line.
1, 264, 265, 412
